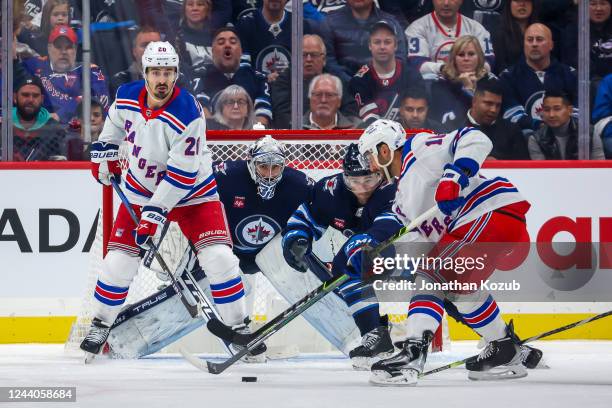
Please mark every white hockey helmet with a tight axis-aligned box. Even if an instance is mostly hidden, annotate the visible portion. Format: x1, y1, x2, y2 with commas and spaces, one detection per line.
357, 119, 406, 181
247, 135, 287, 200
141, 41, 180, 76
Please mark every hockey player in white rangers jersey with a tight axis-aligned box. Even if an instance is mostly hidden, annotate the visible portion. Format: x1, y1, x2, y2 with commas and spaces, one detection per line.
405, 0, 494, 77
358, 119, 531, 385
80, 41, 263, 360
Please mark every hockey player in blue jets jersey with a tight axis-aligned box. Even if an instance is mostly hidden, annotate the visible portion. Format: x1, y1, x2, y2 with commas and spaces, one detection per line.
282, 143, 402, 370
213, 135, 314, 274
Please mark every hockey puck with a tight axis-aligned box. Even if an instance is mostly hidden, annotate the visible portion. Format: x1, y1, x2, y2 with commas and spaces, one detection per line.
241, 376, 257, 382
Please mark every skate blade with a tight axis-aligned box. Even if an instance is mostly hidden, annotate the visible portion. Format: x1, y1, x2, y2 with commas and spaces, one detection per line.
369, 369, 418, 387
84, 352, 96, 364
468, 364, 528, 381
352, 351, 395, 371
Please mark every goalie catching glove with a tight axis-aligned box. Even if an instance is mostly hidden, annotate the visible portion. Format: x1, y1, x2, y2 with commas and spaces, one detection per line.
135, 205, 167, 250
281, 229, 312, 272
90, 141, 122, 185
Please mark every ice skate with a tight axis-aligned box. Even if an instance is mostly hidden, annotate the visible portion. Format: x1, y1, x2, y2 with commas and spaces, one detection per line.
349, 325, 394, 370
80, 318, 111, 364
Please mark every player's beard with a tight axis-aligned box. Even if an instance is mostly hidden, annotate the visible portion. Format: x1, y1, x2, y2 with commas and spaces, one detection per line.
154, 84, 170, 100
17, 104, 40, 122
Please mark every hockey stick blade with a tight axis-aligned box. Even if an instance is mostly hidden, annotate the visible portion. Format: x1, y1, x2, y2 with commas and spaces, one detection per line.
421, 310, 612, 378
203, 273, 350, 374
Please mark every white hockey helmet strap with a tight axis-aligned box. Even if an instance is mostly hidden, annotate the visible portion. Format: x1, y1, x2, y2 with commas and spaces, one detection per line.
142, 41, 180, 102
357, 119, 406, 181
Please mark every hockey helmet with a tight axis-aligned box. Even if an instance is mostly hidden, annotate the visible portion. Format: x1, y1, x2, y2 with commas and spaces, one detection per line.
247, 135, 287, 200
357, 119, 406, 182
342, 143, 382, 194
142, 41, 180, 77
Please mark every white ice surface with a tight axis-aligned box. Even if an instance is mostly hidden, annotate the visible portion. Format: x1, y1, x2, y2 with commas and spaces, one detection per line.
1, 341, 612, 408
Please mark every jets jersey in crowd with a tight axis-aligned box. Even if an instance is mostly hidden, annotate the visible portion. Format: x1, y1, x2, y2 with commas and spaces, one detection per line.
22, 57, 110, 123
499, 57, 578, 130
349, 58, 423, 124
235, 9, 311, 77
99, 80, 217, 210
213, 160, 313, 273
287, 173, 402, 247
405, 11, 494, 77
394, 127, 526, 240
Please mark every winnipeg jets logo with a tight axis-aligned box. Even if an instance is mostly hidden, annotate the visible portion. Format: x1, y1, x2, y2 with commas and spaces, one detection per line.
473, 0, 502, 10
324, 177, 338, 196
526, 90, 546, 120
257, 45, 290, 75
235, 215, 281, 249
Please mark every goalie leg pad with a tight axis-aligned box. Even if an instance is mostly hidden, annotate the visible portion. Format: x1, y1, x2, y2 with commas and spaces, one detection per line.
197, 244, 247, 326
93, 250, 140, 324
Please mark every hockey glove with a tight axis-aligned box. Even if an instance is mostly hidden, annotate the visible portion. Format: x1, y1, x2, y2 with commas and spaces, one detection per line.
435, 163, 470, 216
135, 205, 167, 250
344, 233, 378, 279
282, 229, 312, 273
90, 141, 122, 185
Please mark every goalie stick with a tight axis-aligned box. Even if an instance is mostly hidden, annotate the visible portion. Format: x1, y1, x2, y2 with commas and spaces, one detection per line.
200, 206, 439, 374
421, 310, 612, 378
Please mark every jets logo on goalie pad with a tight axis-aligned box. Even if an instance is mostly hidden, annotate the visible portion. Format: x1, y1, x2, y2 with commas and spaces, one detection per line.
234, 215, 281, 252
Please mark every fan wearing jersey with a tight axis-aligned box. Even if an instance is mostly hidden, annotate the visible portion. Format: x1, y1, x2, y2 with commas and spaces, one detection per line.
358, 119, 531, 385
80, 41, 256, 360
282, 144, 402, 370
405, 0, 495, 77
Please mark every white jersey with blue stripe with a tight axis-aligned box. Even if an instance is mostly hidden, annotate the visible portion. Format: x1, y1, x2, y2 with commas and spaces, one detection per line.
394, 127, 525, 239
99, 80, 218, 210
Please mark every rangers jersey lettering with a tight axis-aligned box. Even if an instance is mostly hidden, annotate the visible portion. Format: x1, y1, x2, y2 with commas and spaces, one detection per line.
98, 80, 217, 210
394, 127, 526, 241
405, 11, 494, 76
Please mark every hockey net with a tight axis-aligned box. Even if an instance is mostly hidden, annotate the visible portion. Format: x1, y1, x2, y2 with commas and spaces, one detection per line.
65, 130, 447, 354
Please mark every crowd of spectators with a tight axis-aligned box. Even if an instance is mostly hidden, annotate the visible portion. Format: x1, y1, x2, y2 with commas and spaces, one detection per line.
2, 0, 611, 161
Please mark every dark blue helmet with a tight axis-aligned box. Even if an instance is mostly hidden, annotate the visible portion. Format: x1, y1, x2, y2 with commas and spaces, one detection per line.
343, 143, 372, 177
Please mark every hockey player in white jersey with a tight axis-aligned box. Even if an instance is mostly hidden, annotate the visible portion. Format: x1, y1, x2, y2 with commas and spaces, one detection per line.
80, 41, 262, 360
405, 0, 494, 77
357, 119, 531, 385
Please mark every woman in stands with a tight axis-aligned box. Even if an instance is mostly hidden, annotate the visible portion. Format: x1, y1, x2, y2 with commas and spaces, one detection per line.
175, 0, 214, 68
427, 35, 495, 131
20, 0, 71, 56
207, 85, 256, 130
491, 0, 540, 75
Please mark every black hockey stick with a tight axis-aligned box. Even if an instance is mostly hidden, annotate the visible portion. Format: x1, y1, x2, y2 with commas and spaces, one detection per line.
421, 310, 612, 377
203, 268, 350, 374
110, 177, 199, 318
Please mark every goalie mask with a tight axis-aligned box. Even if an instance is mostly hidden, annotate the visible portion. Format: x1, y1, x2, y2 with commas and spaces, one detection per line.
248, 135, 287, 200
342, 143, 382, 195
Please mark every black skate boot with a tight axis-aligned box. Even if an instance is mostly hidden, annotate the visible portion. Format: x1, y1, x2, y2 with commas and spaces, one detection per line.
80, 318, 111, 363
231, 318, 267, 363
349, 324, 395, 371
466, 321, 527, 380
520, 345, 546, 369
369, 330, 434, 386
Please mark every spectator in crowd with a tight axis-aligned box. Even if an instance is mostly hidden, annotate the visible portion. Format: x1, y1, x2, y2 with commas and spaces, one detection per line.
529, 90, 605, 159
12, 76, 66, 161
459, 0, 505, 29
23, 25, 110, 124
592, 73, 612, 158
20, 0, 71, 56
319, 0, 407, 83
405, 0, 494, 78
428, 35, 494, 131
491, 0, 540, 75
207, 85, 256, 130
304, 73, 360, 129
175, 0, 215, 68
397, 85, 444, 132
236, 0, 311, 83
499, 23, 577, 130
158, 0, 231, 35
192, 27, 272, 127
64, 98, 106, 160
561, 0, 612, 81
466, 77, 530, 159
348, 20, 422, 124
109, 26, 162, 99
270, 34, 358, 129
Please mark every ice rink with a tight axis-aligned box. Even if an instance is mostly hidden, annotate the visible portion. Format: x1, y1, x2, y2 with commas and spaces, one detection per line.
1, 341, 611, 408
